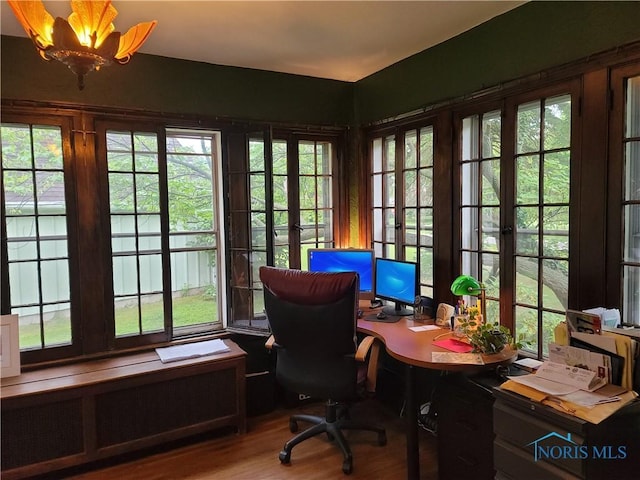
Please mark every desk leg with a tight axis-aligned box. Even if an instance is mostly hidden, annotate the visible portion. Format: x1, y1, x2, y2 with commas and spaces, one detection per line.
406, 364, 419, 479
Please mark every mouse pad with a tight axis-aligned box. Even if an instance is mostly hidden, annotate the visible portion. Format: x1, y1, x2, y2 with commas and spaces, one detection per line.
364, 313, 400, 323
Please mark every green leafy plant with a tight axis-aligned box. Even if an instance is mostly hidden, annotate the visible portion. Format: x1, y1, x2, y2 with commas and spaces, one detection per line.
460, 320, 528, 354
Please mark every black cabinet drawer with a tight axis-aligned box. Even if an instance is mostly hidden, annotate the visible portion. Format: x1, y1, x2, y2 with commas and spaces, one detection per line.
494, 437, 581, 480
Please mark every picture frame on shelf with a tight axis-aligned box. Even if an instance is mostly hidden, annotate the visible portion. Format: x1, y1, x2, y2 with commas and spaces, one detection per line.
1, 314, 21, 378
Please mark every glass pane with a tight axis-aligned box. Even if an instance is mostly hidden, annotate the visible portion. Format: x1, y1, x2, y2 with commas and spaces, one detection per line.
515, 258, 538, 306
462, 116, 478, 162
9, 261, 39, 305
107, 131, 132, 151
482, 252, 500, 293
136, 174, 160, 213
134, 133, 158, 153
385, 137, 395, 170
135, 153, 158, 173
482, 110, 501, 158
542, 311, 565, 356
7, 238, 37, 261
384, 209, 395, 242
35, 171, 65, 213
41, 259, 70, 303
419, 127, 433, 167
624, 205, 640, 262
249, 139, 265, 171
517, 100, 541, 154
299, 176, 315, 209
141, 294, 164, 333
515, 207, 539, 255
3, 170, 35, 215
383, 173, 395, 207
543, 152, 571, 203
373, 209, 383, 241
272, 140, 287, 175
481, 207, 500, 252
419, 169, 433, 206
515, 305, 538, 353
42, 303, 71, 347
113, 256, 138, 295
115, 296, 139, 336
32, 126, 63, 170
516, 155, 539, 204
373, 174, 383, 208
420, 248, 433, 285
372, 138, 383, 173
622, 265, 640, 325
249, 174, 265, 209
138, 215, 161, 234
109, 173, 134, 213
1, 124, 32, 169
626, 76, 640, 137
543, 206, 570, 258
460, 161, 477, 206
139, 254, 163, 293
18, 309, 41, 350
482, 160, 500, 205
251, 212, 267, 247
544, 94, 571, 150
404, 208, 417, 244
317, 176, 331, 207
405, 130, 417, 169
298, 142, 315, 175
461, 207, 478, 250
420, 208, 433, 246
542, 259, 568, 309
110, 215, 136, 234
404, 170, 417, 206
625, 141, 640, 201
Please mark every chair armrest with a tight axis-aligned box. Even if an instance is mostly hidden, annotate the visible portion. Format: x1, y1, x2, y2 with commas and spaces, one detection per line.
356, 335, 381, 393
265, 335, 276, 350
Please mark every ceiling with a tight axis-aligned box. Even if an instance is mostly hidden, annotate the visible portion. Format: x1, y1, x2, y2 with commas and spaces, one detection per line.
1, 1, 525, 82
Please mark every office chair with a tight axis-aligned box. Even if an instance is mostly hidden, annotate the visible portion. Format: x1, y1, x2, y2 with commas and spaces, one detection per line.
259, 266, 387, 475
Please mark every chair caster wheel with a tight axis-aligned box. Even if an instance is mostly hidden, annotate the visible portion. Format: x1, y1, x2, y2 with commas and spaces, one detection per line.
342, 458, 353, 475
378, 432, 387, 446
289, 419, 298, 432
279, 450, 291, 464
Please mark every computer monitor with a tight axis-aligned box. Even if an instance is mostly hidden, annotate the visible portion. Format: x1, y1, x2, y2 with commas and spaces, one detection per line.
307, 248, 375, 300
374, 257, 418, 316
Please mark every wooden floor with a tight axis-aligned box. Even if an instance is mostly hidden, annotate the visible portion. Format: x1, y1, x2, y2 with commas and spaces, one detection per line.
51, 399, 439, 479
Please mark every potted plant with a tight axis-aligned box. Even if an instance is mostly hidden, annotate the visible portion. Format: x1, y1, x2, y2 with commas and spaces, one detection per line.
459, 319, 527, 354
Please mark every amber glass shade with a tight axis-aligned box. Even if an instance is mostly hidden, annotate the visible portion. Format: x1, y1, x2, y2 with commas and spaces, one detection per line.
7, 0, 157, 90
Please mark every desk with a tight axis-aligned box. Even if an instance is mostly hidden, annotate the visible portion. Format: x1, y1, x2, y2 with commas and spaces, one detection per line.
358, 316, 516, 479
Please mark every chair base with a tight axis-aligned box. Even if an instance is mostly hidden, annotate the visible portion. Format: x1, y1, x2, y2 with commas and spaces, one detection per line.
278, 401, 387, 475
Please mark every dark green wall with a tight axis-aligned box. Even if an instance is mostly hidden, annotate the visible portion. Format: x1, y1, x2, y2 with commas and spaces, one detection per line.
355, 1, 640, 124
0, 35, 354, 126
3, 2, 640, 127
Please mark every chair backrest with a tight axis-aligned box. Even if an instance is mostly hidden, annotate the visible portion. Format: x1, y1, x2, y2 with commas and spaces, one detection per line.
259, 266, 360, 399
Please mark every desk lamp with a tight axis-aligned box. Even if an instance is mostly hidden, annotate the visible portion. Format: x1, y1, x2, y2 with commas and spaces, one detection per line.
450, 275, 486, 323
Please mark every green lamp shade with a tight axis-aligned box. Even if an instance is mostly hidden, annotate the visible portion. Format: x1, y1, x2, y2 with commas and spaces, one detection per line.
450, 275, 482, 296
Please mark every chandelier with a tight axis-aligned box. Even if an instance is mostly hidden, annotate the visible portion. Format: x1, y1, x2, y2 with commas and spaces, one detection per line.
7, 0, 157, 90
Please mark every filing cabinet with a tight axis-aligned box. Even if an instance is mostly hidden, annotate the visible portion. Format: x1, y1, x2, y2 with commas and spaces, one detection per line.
493, 387, 640, 480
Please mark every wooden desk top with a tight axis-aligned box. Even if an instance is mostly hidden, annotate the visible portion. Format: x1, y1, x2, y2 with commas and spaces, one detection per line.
358, 316, 516, 371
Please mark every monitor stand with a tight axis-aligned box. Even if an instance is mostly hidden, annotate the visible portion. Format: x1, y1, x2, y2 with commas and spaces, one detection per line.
381, 303, 414, 316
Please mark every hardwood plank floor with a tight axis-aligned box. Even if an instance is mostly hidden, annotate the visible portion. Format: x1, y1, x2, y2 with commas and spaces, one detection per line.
50, 399, 438, 479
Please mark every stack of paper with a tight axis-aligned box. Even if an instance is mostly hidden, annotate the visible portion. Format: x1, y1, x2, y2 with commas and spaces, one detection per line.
508, 360, 606, 395
156, 339, 231, 363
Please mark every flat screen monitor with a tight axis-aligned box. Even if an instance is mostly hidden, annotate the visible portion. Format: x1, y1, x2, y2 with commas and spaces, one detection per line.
307, 248, 375, 300
374, 257, 418, 316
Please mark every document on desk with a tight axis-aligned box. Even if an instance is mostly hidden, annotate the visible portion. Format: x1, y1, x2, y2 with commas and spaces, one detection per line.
508, 360, 607, 395
409, 324, 440, 332
431, 352, 484, 365
156, 339, 231, 363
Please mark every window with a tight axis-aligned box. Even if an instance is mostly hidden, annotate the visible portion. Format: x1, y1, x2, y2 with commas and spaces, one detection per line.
227, 132, 340, 332
371, 127, 435, 297
1, 114, 225, 362
460, 110, 502, 324
456, 92, 573, 357
621, 74, 640, 325
1, 121, 74, 352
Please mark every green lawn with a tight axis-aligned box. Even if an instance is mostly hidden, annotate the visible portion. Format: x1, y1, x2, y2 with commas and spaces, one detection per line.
19, 295, 218, 349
